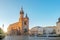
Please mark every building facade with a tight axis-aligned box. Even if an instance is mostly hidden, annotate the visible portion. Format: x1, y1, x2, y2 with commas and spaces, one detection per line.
30, 26, 56, 35
43, 26, 56, 34
56, 18, 60, 35
30, 26, 43, 35
7, 7, 29, 35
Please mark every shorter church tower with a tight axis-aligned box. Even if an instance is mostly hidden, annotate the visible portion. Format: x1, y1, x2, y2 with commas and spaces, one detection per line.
23, 14, 29, 35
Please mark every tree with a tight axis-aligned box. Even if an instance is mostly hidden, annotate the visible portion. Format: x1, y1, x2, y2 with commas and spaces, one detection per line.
0, 28, 5, 36
0, 28, 5, 38
0, 28, 4, 34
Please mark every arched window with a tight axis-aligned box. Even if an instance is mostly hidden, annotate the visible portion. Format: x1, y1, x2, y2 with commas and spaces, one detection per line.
24, 21, 27, 25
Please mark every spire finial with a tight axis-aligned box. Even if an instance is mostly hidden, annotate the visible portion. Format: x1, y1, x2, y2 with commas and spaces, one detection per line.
21, 6, 23, 11
58, 17, 60, 22
26, 13, 28, 17
25, 13, 29, 19
20, 6, 24, 14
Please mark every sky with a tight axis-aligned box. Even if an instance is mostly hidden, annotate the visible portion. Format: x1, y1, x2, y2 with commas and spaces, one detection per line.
0, 0, 60, 32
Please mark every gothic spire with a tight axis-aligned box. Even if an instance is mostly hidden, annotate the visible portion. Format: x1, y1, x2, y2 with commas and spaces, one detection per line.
21, 7, 23, 11
26, 13, 27, 17
20, 7, 24, 14
25, 13, 29, 19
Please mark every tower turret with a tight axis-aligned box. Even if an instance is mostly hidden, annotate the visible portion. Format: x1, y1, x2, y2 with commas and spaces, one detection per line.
20, 7, 24, 18
19, 7, 24, 34
19, 7, 24, 22
25, 13, 29, 19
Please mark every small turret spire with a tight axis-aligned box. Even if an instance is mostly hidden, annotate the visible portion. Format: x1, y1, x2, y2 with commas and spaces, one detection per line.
25, 13, 29, 19
20, 6, 24, 14
26, 13, 28, 18
21, 7, 23, 11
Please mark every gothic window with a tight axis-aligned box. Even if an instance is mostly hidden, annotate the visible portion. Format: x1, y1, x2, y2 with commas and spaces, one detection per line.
24, 21, 27, 25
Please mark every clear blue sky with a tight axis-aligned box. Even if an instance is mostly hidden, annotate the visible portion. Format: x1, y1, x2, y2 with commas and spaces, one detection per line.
0, 0, 60, 32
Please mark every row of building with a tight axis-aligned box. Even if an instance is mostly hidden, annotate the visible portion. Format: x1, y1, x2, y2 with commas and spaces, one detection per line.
29, 18, 60, 35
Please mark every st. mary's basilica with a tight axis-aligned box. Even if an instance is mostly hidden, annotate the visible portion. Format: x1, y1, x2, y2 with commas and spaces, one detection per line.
7, 7, 29, 35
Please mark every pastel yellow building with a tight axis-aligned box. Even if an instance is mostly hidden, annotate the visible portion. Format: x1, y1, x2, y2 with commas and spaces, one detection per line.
7, 7, 29, 35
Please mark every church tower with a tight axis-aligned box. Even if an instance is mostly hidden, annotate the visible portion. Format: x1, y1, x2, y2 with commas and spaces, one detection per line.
19, 7, 24, 22
19, 7, 24, 34
23, 14, 29, 35
19, 7, 29, 35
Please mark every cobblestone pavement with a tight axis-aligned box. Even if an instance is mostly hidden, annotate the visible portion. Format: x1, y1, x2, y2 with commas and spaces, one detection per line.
2, 36, 60, 40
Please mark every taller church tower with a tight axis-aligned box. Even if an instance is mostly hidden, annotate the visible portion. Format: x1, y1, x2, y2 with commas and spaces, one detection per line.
19, 7, 24, 22
19, 7, 29, 35
19, 7, 24, 34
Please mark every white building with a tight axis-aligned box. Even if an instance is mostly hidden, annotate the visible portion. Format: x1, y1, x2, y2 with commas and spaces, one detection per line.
30, 26, 56, 35
30, 26, 43, 35
43, 26, 56, 34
